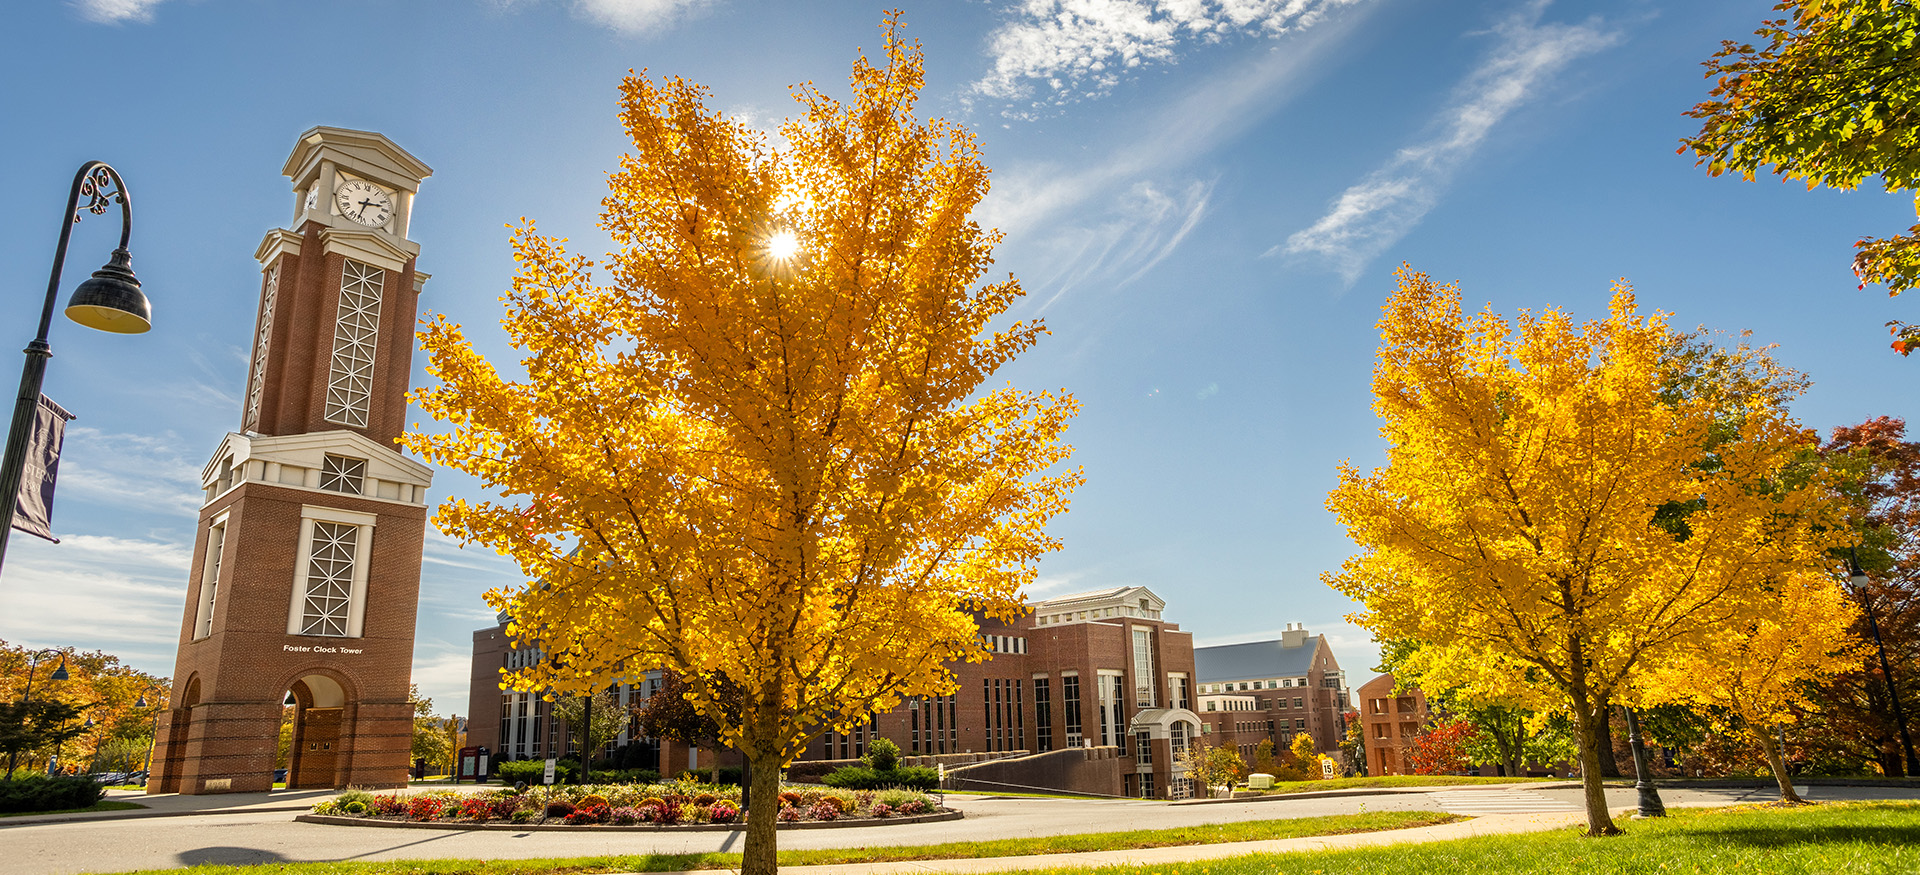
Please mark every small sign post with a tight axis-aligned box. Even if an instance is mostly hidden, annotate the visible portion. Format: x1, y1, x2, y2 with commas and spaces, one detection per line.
543, 758, 556, 785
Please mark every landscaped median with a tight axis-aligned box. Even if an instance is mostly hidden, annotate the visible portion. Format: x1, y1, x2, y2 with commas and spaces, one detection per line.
300, 782, 949, 829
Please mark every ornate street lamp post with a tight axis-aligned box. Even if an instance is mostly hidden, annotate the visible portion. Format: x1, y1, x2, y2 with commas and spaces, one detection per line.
0, 162, 153, 575
6, 648, 70, 779
1850, 551, 1919, 775
1622, 706, 1666, 817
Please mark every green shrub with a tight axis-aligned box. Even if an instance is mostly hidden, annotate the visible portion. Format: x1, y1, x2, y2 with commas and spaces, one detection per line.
496, 759, 576, 785
822, 764, 938, 791
0, 776, 107, 814
585, 768, 660, 784
864, 738, 901, 771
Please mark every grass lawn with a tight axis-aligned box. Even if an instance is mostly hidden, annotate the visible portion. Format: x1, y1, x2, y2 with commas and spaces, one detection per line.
1008, 801, 1920, 874
1258, 774, 1559, 795
0, 799, 145, 818
98, 810, 1459, 875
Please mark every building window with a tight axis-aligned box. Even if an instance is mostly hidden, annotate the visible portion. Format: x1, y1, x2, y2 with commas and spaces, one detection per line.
1136, 731, 1152, 764
1168, 674, 1187, 710
1141, 773, 1156, 799
289, 507, 375, 638
245, 268, 280, 430
1098, 672, 1124, 751
1062, 674, 1082, 747
1296, 718, 1307, 729
192, 519, 228, 640
1295, 697, 1304, 709
299, 522, 358, 636
1033, 678, 1052, 752
325, 259, 384, 427
1131, 628, 1156, 707
320, 454, 366, 495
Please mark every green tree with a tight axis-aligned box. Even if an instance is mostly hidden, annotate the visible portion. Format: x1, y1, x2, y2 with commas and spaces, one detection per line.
0, 701, 88, 778
407, 686, 453, 775
1681, 0, 1920, 352
553, 689, 628, 766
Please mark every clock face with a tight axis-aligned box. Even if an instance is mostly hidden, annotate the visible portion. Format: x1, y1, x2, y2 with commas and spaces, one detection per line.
334, 180, 395, 227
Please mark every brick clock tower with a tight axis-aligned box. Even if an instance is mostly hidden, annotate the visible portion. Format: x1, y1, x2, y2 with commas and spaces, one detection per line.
150, 127, 435, 794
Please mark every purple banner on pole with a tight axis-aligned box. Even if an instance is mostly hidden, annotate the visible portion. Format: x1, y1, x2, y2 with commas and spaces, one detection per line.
10, 394, 75, 544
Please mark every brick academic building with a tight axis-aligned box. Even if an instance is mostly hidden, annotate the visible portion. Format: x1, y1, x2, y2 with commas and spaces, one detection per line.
468, 586, 1210, 798
1193, 624, 1351, 766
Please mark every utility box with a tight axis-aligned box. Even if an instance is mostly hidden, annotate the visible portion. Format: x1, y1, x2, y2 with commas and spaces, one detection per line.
1248, 773, 1274, 790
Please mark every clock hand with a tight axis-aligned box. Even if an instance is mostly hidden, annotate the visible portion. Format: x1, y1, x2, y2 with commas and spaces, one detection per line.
359, 199, 379, 211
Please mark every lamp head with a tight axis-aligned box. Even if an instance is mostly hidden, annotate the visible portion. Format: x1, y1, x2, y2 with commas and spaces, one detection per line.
50, 660, 69, 682
65, 248, 152, 334
1850, 547, 1872, 589
135, 695, 147, 709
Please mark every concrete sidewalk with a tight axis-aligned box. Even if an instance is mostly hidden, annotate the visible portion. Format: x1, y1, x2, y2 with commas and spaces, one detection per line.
1, 787, 338, 826
670, 810, 1591, 875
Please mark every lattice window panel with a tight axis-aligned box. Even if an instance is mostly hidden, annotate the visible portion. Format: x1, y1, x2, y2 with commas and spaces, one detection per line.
319, 454, 366, 495
300, 522, 358, 637
324, 260, 384, 427
244, 268, 278, 430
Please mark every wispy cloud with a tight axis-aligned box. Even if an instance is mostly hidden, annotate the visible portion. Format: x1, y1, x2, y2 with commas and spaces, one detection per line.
981, 9, 1363, 313
72, 0, 168, 24
1030, 179, 1215, 312
1279, 1, 1618, 283
0, 534, 191, 672
55, 426, 203, 518
972, 0, 1369, 116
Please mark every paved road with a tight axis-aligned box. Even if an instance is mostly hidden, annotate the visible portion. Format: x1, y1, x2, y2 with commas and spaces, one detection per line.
5, 784, 1917, 875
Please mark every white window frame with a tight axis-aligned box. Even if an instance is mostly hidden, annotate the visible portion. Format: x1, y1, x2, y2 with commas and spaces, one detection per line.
286, 505, 377, 638
192, 511, 231, 640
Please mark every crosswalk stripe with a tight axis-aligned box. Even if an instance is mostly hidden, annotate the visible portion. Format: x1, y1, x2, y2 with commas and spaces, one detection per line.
1428, 788, 1580, 814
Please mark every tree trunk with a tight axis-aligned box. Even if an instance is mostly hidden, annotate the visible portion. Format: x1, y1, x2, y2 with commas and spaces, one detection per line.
1594, 698, 1622, 778
1573, 704, 1621, 836
1755, 726, 1802, 804
741, 751, 782, 875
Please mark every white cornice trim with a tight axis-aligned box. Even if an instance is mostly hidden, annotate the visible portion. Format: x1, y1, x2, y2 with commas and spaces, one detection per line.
283, 126, 432, 192
255, 229, 302, 268
412, 271, 430, 295
318, 227, 419, 273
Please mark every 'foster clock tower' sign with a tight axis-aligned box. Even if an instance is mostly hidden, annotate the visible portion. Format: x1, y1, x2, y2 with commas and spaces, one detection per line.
151, 127, 435, 794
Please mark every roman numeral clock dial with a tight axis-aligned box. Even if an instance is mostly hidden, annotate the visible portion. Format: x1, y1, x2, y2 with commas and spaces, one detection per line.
334, 180, 394, 227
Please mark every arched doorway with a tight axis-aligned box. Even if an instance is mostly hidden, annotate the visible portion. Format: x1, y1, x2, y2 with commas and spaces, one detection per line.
285, 674, 348, 789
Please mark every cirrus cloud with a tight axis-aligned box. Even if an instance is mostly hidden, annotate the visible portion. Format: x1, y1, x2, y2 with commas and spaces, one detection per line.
972, 0, 1369, 115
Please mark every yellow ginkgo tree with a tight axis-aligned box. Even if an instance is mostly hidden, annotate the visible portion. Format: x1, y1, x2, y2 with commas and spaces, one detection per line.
1326, 267, 1840, 836
1649, 574, 1863, 804
404, 15, 1079, 873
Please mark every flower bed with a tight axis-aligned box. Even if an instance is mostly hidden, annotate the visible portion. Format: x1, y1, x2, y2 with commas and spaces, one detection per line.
309, 782, 943, 828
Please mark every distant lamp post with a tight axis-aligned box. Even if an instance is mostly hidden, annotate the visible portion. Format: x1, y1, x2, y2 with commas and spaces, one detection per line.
6, 648, 70, 779
135, 687, 165, 780
1850, 550, 1920, 775
1622, 706, 1666, 818
0, 162, 152, 576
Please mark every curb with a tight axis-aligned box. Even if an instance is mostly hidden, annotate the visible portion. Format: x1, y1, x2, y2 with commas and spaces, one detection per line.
293, 808, 963, 832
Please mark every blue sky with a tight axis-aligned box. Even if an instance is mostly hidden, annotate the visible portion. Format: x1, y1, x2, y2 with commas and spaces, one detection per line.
0, 0, 1912, 719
